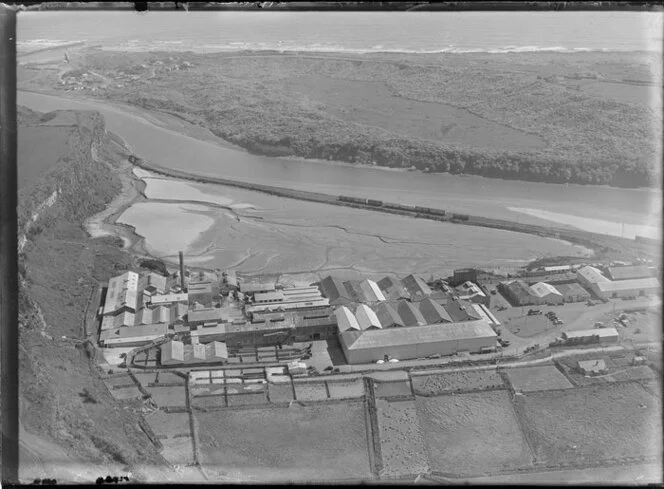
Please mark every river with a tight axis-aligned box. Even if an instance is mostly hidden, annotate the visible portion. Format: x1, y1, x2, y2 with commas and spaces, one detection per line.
17, 91, 660, 239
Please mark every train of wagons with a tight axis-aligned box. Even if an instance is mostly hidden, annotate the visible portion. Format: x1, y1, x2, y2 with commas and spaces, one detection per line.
337, 195, 470, 221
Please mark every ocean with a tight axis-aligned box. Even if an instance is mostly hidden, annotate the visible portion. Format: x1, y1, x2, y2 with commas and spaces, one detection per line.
17, 10, 663, 54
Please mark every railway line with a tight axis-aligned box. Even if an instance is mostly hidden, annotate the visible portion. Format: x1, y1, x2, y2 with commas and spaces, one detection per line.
127, 156, 640, 257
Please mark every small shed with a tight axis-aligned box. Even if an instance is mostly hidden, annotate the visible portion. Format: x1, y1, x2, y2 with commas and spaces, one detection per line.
578, 359, 608, 376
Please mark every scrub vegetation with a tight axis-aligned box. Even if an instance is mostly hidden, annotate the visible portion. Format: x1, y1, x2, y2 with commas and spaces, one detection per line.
53, 49, 661, 188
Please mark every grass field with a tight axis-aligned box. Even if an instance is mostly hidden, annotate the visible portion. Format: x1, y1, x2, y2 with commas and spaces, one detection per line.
515, 382, 662, 466
267, 382, 295, 403
195, 403, 372, 482
18, 125, 73, 189
226, 392, 269, 407
373, 380, 413, 399
145, 411, 194, 465
144, 385, 187, 408
326, 379, 365, 399
293, 381, 328, 402
191, 395, 226, 410
156, 372, 186, 384
506, 365, 574, 392
416, 391, 532, 475
109, 386, 142, 401
411, 370, 504, 396
375, 399, 430, 478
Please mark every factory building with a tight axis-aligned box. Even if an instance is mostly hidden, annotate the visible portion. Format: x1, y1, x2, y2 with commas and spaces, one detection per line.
319, 276, 354, 306
148, 292, 188, 307
338, 319, 497, 364
397, 300, 427, 327
452, 268, 478, 286
188, 281, 215, 309
188, 308, 224, 328
401, 274, 432, 301
499, 280, 536, 306
138, 272, 169, 297
239, 282, 276, 296
606, 265, 654, 281
470, 303, 501, 327
354, 304, 383, 330
576, 266, 660, 300
455, 281, 490, 306
359, 279, 386, 303
562, 327, 619, 345
442, 298, 482, 322
377, 275, 410, 301
553, 283, 591, 303
102, 271, 140, 316
100, 323, 169, 348
335, 305, 361, 331
418, 297, 453, 324
159, 339, 228, 366
137, 305, 171, 325
374, 302, 404, 328
529, 282, 564, 305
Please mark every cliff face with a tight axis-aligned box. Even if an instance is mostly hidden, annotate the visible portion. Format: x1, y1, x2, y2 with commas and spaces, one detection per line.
17, 109, 170, 477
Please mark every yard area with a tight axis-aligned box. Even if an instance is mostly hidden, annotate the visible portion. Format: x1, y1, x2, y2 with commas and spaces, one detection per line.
293, 381, 328, 401
373, 380, 412, 399
506, 365, 574, 392
326, 378, 365, 400
194, 402, 373, 482
375, 399, 430, 478
415, 390, 532, 475
514, 382, 662, 466
411, 370, 504, 396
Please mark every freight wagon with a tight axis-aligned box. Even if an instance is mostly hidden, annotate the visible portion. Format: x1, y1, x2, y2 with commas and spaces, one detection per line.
451, 213, 470, 221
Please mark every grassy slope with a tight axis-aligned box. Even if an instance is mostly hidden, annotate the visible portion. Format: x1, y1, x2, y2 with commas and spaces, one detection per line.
61, 49, 661, 188
17, 108, 173, 478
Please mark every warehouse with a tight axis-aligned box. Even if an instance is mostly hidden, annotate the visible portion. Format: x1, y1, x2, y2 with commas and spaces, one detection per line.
318, 275, 354, 306
576, 266, 610, 291
188, 281, 215, 309
562, 327, 619, 345
377, 275, 410, 301
138, 272, 169, 297
161, 339, 185, 365
335, 305, 361, 332
442, 298, 482, 322
553, 282, 591, 303
355, 304, 383, 330
188, 308, 224, 328
592, 277, 661, 300
100, 323, 169, 348
401, 274, 432, 301
606, 265, 654, 281
149, 292, 188, 307
396, 300, 427, 327
159, 340, 228, 366
374, 302, 404, 328
529, 282, 564, 305
338, 319, 497, 364
239, 282, 276, 296
455, 281, 489, 306
103, 271, 139, 316
100, 311, 135, 331
418, 297, 453, 323
499, 280, 536, 306
359, 279, 386, 303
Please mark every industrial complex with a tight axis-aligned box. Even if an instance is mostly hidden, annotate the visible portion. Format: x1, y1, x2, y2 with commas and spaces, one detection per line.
94, 251, 659, 367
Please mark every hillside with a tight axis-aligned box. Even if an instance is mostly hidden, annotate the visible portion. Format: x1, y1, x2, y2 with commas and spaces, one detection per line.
22, 48, 660, 188
17, 106, 177, 482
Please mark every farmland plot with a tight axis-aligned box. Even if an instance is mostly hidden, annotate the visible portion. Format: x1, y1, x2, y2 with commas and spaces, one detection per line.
156, 372, 186, 384
416, 390, 532, 475
226, 392, 268, 407
412, 370, 503, 396
506, 365, 574, 392
109, 385, 142, 400
104, 374, 136, 388
293, 381, 328, 402
515, 382, 662, 466
374, 380, 412, 399
327, 379, 365, 399
133, 372, 157, 386
192, 394, 226, 410
376, 399, 430, 478
195, 403, 372, 482
267, 382, 295, 403
145, 385, 187, 408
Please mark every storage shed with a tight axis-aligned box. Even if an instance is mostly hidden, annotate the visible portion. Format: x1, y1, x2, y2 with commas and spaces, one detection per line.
161, 340, 185, 365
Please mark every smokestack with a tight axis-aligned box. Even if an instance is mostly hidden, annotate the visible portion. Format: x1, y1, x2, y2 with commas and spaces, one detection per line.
179, 251, 186, 292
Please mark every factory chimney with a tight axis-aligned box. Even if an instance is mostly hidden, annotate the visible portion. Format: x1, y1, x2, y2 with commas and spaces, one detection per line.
179, 251, 186, 292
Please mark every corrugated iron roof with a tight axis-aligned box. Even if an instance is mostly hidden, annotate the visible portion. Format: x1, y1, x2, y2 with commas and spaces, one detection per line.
335, 305, 361, 331
341, 320, 496, 350
359, 279, 386, 303
401, 274, 432, 300
607, 265, 653, 281
374, 302, 404, 328
396, 300, 427, 327
319, 276, 352, 302
354, 304, 382, 330
418, 298, 453, 323
577, 266, 610, 284
377, 275, 411, 301
530, 282, 563, 298
595, 277, 660, 292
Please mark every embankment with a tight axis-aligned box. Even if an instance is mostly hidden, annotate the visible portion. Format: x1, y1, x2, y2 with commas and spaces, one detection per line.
17, 107, 178, 482
129, 157, 647, 259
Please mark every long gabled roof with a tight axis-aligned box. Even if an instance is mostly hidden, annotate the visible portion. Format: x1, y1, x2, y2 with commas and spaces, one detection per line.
607, 265, 653, 281
340, 319, 496, 351
530, 282, 563, 298
374, 302, 404, 328
354, 304, 382, 330
319, 275, 353, 302
401, 274, 432, 300
396, 300, 427, 327
377, 275, 411, 301
335, 305, 361, 331
418, 297, 453, 323
595, 277, 660, 292
577, 266, 609, 284
359, 279, 386, 302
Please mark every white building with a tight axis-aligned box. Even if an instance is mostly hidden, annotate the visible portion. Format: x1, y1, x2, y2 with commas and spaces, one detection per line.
529, 282, 563, 305
354, 304, 382, 330
335, 305, 361, 332
103, 271, 139, 316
